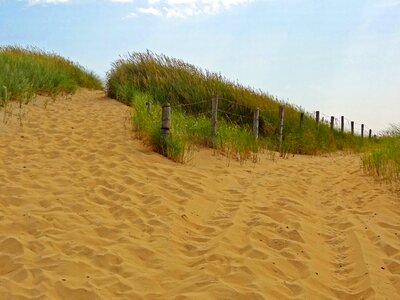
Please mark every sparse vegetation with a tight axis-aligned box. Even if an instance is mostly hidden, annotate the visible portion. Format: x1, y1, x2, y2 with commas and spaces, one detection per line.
0, 46, 102, 106
362, 125, 400, 181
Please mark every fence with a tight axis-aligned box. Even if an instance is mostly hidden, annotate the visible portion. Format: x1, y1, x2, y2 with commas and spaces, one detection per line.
151, 95, 374, 151
315, 111, 374, 138
157, 95, 266, 147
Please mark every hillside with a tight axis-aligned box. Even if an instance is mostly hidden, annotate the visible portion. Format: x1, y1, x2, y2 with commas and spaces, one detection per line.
0, 46, 102, 103
106, 52, 370, 160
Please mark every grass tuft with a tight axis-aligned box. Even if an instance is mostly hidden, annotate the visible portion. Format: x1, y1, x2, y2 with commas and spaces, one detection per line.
0, 46, 102, 105
362, 124, 400, 181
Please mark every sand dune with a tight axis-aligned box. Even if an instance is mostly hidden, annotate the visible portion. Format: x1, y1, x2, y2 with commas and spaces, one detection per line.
0, 89, 399, 299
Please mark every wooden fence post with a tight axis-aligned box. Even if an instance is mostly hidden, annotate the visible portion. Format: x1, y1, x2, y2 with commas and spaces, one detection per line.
210, 95, 218, 146
361, 124, 364, 138
369, 129, 372, 139
316, 111, 320, 127
330, 116, 335, 130
300, 112, 304, 130
161, 103, 171, 138
253, 108, 260, 141
278, 106, 284, 152
146, 101, 152, 112
341, 116, 344, 133
351, 121, 354, 135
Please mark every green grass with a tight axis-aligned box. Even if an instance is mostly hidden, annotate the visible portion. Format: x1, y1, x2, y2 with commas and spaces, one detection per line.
362, 125, 400, 181
0, 46, 102, 105
107, 51, 370, 159
130, 92, 266, 162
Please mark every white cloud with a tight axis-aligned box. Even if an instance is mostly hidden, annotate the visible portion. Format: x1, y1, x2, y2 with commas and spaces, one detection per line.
138, 6, 163, 16
116, 0, 254, 18
123, 12, 138, 19
27, 0, 70, 5
24, 0, 255, 16
111, 0, 135, 3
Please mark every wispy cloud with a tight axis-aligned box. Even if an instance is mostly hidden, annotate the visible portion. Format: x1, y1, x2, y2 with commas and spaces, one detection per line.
24, 0, 255, 17
377, 0, 400, 8
138, 6, 163, 16
123, 12, 138, 19
114, 0, 255, 18
27, 0, 70, 5
111, 0, 135, 3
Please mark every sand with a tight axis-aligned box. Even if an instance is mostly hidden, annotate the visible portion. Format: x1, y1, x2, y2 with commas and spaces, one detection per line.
0, 89, 399, 300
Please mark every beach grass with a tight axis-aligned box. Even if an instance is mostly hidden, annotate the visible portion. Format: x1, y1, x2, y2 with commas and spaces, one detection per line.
130, 92, 265, 162
107, 51, 370, 160
362, 125, 400, 181
0, 46, 102, 105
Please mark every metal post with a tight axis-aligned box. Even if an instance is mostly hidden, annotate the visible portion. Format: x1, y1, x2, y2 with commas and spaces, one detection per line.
330, 116, 335, 130
351, 121, 354, 135
316, 111, 320, 127
361, 124, 364, 138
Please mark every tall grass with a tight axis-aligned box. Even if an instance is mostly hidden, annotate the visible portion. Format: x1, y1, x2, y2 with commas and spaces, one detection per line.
107, 51, 288, 122
362, 125, 400, 181
107, 51, 369, 158
130, 91, 265, 162
0, 46, 102, 104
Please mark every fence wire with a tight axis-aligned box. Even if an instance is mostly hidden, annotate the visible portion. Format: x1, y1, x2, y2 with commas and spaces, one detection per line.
219, 97, 251, 109
217, 109, 251, 118
308, 110, 373, 136
160, 97, 374, 137
170, 100, 210, 108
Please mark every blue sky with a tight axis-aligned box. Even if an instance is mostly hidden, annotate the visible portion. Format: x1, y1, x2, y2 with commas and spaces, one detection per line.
1, 0, 399, 132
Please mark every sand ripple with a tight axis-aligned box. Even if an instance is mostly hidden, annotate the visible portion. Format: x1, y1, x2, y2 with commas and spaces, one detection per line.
1, 90, 399, 299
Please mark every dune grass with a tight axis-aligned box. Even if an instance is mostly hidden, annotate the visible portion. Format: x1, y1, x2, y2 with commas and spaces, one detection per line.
130, 92, 267, 162
0, 46, 102, 105
362, 125, 400, 181
107, 51, 370, 160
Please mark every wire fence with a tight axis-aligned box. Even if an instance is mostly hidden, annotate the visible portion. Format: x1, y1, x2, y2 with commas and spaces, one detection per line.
169, 97, 256, 123
158, 96, 375, 140
169, 100, 209, 108
311, 110, 373, 136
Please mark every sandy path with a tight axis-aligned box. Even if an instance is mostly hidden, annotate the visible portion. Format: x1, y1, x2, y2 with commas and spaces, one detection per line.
0, 89, 399, 299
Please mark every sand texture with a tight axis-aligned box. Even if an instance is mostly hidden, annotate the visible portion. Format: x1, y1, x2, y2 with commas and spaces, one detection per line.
1, 89, 399, 299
